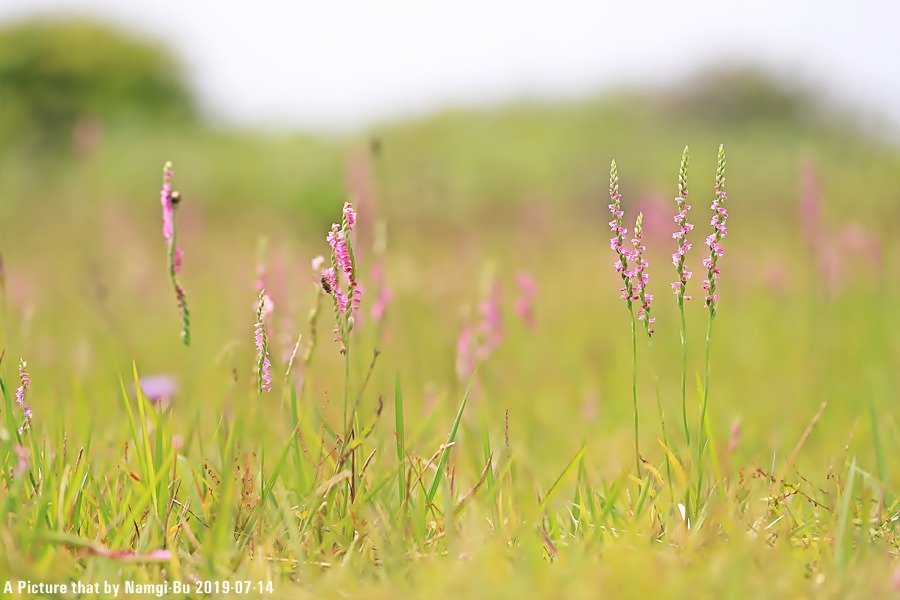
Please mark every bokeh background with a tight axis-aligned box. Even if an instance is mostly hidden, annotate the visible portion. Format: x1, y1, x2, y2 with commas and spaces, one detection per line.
1, 1, 899, 479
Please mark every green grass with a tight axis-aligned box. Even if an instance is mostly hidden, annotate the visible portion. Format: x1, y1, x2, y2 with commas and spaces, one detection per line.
1, 87, 900, 599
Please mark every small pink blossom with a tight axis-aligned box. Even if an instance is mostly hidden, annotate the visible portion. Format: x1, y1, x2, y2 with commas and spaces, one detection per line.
798, 158, 821, 252
343, 202, 357, 232
671, 150, 694, 305
456, 273, 505, 380
327, 219, 361, 314
160, 163, 174, 242
702, 145, 728, 314
514, 271, 537, 329
328, 226, 352, 278
630, 214, 655, 335
609, 160, 635, 308
455, 321, 475, 380
370, 260, 391, 325
172, 247, 184, 274
477, 278, 504, 359
139, 374, 177, 405
729, 420, 741, 453
159, 161, 190, 345
15, 359, 32, 434
13, 445, 29, 477
322, 267, 348, 315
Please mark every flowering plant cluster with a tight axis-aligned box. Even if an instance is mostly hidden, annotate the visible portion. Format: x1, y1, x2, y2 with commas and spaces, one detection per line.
609, 163, 655, 335
607, 146, 730, 475
322, 202, 361, 354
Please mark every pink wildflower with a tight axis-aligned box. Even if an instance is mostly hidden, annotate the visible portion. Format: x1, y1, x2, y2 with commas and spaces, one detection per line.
255, 290, 272, 393
370, 260, 392, 325
139, 374, 177, 405
701, 145, 728, 314
323, 203, 362, 353
798, 157, 821, 252
456, 272, 505, 380
15, 359, 33, 434
455, 320, 475, 380
630, 213, 655, 335
160, 163, 174, 242
159, 161, 190, 344
328, 206, 362, 313
321, 267, 347, 315
172, 247, 184, 274
477, 277, 504, 360
671, 146, 694, 304
728, 420, 741, 453
343, 201, 357, 232
328, 226, 352, 278
514, 271, 537, 329
608, 160, 634, 306
13, 445, 29, 477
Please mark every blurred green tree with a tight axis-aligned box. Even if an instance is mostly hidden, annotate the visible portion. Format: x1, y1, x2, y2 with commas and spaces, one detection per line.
0, 18, 195, 154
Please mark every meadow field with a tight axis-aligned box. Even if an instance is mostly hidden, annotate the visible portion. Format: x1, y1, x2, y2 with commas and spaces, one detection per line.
2, 79, 900, 599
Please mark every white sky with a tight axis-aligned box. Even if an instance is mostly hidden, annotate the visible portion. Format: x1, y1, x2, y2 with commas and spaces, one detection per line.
1, 0, 899, 132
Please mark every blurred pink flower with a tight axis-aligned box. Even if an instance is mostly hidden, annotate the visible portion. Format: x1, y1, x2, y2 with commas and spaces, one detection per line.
728, 420, 741, 453
457, 273, 504, 380
370, 260, 392, 325
841, 221, 882, 272
798, 158, 822, 252
455, 321, 475, 381
477, 278, 504, 360
139, 374, 177, 405
14, 445, 29, 477
514, 271, 537, 329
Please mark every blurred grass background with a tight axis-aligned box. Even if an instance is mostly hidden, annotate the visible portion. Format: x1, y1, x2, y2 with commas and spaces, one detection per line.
1, 17, 899, 490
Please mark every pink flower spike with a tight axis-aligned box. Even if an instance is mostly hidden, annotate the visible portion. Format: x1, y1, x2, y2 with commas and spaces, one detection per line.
15, 359, 33, 434
609, 160, 635, 311
254, 290, 273, 393
456, 320, 475, 381
172, 247, 184, 274
343, 202, 357, 232
671, 148, 694, 307
159, 161, 191, 345
703, 145, 728, 315
630, 213, 654, 336
515, 270, 537, 329
160, 162, 174, 242
324, 202, 363, 352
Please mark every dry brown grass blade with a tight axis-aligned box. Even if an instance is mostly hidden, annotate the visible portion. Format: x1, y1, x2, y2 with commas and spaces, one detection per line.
454, 452, 493, 516
773, 401, 827, 492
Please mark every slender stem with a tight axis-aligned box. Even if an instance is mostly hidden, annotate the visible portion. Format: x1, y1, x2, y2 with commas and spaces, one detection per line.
648, 338, 673, 503
342, 342, 352, 444
630, 311, 640, 476
695, 314, 714, 503
679, 302, 689, 446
